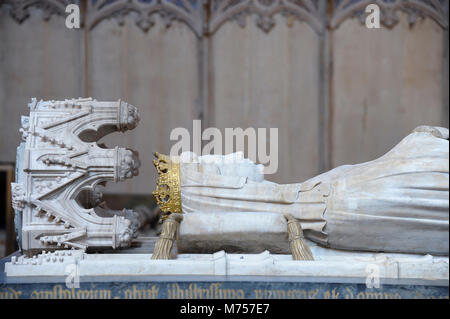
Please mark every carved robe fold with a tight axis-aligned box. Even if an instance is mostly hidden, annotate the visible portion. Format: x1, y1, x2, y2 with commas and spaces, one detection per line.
178, 128, 449, 255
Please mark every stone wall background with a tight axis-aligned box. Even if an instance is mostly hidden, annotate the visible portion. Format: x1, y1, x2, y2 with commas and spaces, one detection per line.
0, 0, 448, 195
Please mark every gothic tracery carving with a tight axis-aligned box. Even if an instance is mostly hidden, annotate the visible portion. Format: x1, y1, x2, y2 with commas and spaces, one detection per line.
1, 0, 448, 32
0, 0, 77, 23
329, 0, 449, 29
208, 0, 325, 34
85, 0, 204, 36
13, 98, 141, 254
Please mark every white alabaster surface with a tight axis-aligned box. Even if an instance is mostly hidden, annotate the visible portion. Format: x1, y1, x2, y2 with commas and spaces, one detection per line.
5, 249, 448, 283
177, 127, 449, 255
177, 211, 290, 254
11, 98, 143, 254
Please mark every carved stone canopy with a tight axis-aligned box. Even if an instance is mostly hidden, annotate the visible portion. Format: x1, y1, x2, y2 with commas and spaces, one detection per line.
13, 98, 141, 254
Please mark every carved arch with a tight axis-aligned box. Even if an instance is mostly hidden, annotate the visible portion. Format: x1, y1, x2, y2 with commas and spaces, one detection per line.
0, 0, 77, 23
1, 0, 448, 33
329, 0, 449, 29
85, 0, 204, 37
208, 0, 326, 34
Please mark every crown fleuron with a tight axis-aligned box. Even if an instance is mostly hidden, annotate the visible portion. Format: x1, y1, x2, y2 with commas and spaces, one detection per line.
152, 152, 181, 214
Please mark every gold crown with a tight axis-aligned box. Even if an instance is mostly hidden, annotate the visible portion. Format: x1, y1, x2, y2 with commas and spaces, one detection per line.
152, 152, 181, 214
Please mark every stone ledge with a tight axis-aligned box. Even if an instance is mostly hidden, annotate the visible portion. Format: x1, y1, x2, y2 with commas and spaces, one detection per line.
3, 248, 448, 284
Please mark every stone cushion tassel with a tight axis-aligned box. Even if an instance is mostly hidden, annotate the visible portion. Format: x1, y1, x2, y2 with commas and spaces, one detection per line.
285, 214, 314, 260
151, 213, 183, 260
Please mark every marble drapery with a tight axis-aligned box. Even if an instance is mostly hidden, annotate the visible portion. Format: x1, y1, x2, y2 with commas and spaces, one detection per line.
177, 127, 449, 255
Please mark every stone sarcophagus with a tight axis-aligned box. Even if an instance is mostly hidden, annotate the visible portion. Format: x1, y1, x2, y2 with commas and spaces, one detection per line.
3, 99, 448, 294
11, 98, 141, 255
